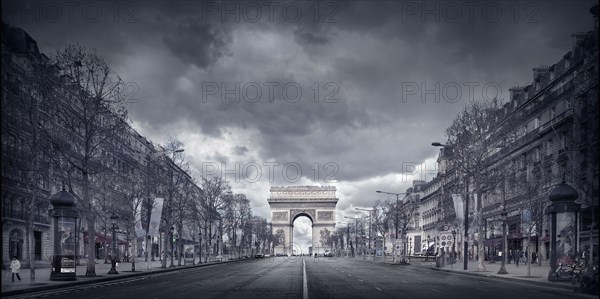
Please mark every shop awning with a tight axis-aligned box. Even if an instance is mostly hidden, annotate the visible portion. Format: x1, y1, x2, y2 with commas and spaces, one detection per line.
84, 232, 127, 245
482, 237, 503, 247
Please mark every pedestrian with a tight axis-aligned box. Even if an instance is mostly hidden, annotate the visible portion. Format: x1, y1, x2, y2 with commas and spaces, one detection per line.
532, 251, 537, 264
515, 250, 520, 267
10, 256, 21, 282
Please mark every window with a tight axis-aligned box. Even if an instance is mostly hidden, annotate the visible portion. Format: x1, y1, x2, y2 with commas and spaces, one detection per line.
566, 99, 572, 109
533, 148, 540, 162
546, 139, 553, 156
550, 106, 556, 119
534, 117, 540, 129
559, 132, 568, 152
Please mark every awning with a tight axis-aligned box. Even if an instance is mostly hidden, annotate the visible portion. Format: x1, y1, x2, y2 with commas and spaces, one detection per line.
482, 237, 503, 247
84, 233, 127, 245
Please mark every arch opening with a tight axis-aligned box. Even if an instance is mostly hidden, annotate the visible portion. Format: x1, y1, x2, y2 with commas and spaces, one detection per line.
292, 215, 313, 255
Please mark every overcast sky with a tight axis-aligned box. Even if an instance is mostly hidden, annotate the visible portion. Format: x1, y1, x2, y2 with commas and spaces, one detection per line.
3, 0, 596, 252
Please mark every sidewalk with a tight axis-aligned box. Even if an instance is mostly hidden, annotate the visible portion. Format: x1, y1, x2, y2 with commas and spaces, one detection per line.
1, 257, 234, 296
352, 255, 575, 291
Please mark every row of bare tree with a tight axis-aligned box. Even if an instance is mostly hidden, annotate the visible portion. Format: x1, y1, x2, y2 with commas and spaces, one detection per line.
2, 43, 274, 280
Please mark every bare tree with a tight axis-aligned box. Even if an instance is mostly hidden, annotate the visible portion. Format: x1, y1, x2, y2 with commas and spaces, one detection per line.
444, 98, 510, 272
197, 176, 230, 260
39, 44, 129, 277
373, 200, 391, 257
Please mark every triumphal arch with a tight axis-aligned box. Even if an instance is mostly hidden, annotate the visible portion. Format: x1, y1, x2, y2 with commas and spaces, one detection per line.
269, 186, 338, 255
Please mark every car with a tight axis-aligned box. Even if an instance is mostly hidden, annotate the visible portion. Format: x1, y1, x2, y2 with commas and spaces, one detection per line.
254, 254, 264, 258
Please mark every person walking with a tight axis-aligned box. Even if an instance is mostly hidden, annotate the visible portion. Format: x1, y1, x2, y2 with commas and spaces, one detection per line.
10, 256, 21, 282
515, 250, 520, 267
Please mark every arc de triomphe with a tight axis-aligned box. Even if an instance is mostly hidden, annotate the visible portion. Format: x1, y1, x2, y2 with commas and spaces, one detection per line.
269, 186, 338, 255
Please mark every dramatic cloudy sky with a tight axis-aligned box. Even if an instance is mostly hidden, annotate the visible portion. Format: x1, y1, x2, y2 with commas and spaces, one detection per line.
3, 0, 596, 251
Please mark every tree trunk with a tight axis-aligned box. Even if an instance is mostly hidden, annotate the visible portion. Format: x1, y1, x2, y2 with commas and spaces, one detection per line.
27, 192, 36, 280
476, 189, 486, 272
83, 173, 97, 277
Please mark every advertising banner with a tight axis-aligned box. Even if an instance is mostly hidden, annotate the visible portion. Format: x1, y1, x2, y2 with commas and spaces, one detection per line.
451, 194, 464, 228
148, 198, 164, 236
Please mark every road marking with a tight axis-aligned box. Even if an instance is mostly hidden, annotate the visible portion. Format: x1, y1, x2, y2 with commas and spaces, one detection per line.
477, 288, 488, 292
402, 280, 408, 283
348, 274, 352, 276
303, 259, 309, 299
375, 287, 382, 291
479, 280, 489, 284
359, 279, 364, 282
431, 288, 441, 293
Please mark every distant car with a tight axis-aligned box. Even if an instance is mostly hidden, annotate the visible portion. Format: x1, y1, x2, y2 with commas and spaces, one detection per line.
323, 252, 334, 257
254, 254, 264, 258
264, 254, 271, 258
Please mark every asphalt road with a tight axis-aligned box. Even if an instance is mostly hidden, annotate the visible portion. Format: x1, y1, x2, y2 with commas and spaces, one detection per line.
6, 257, 595, 299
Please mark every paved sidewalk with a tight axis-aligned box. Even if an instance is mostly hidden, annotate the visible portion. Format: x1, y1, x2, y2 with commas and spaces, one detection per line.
1, 257, 233, 296
351, 255, 576, 291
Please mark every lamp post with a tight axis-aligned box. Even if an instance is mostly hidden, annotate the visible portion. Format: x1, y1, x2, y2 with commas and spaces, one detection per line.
198, 232, 203, 264
108, 213, 119, 275
498, 208, 508, 274
376, 191, 407, 264
409, 238, 412, 256
169, 226, 175, 267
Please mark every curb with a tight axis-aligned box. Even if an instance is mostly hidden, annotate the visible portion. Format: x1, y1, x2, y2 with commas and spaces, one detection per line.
1, 259, 246, 297
430, 266, 575, 291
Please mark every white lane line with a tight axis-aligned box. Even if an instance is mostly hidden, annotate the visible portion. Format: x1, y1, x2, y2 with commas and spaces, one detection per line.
431, 288, 441, 293
359, 279, 364, 282
303, 259, 309, 299
401, 280, 408, 283
477, 288, 488, 292
375, 287, 382, 291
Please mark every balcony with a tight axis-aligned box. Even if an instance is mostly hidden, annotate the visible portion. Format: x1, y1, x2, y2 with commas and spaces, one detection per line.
538, 108, 573, 135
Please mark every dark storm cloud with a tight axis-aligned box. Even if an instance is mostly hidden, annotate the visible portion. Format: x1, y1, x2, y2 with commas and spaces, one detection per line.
1, 0, 596, 190
163, 19, 232, 69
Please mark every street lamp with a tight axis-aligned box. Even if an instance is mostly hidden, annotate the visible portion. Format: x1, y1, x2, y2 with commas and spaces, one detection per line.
169, 226, 175, 267
108, 213, 119, 275
498, 209, 508, 274
198, 232, 203, 264
376, 190, 407, 264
